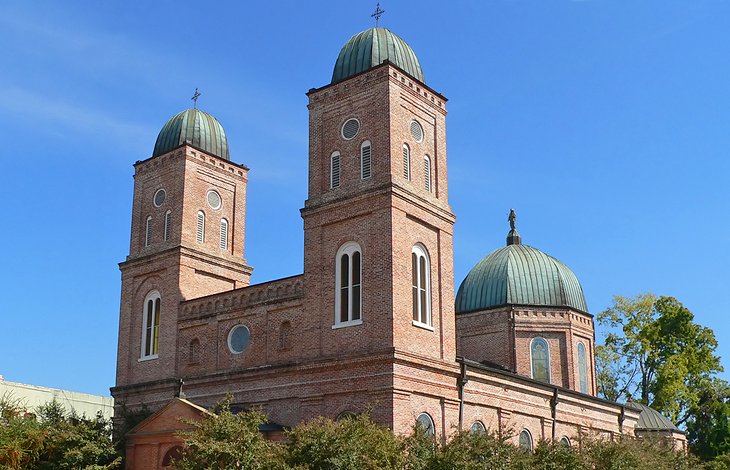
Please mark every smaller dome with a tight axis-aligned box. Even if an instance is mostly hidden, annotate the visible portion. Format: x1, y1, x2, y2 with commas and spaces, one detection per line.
332, 28, 424, 84
456, 212, 587, 314
633, 403, 681, 432
153, 109, 229, 160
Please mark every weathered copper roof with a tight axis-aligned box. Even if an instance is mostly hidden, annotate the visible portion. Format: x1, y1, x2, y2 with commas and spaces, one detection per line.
455, 244, 588, 314
152, 108, 229, 160
332, 28, 424, 84
634, 403, 681, 432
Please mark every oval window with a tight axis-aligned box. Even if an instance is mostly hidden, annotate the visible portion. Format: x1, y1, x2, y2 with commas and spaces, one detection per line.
341, 118, 360, 140
207, 190, 222, 210
153, 189, 166, 207
227, 325, 251, 354
410, 120, 424, 142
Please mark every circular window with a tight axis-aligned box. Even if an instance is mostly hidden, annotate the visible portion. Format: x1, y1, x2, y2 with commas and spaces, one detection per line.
341, 118, 360, 140
416, 413, 435, 437
207, 190, 222, 210
410, 120, 424, 142
153, 189, 166, 207
470, 421, 486, 434
228, 325, 251, 354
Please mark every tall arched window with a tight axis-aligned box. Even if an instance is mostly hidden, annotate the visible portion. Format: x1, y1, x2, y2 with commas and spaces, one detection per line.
416, 413, 435, 437
145, 216, 152, 247
163, 210, 171, 241
330, 151, 341, 189
196, 211, 205, 244
141, 291, 161, 359
220, 218, 229, 250
335, 242, 362, 326
188, 338, 200, 364
279, 321, 291, 349
577, 342, 589, 394
402, 144, 411, 180
360, 141, 372, 179
412, 244, 431, 327
530, 337, 551, 383
424, 155, 432, 192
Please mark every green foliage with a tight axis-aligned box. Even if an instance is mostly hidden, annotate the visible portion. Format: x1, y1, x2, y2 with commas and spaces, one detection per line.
284, 414, 406, 470
0, 396, 120, 470
597, 293, 722, 425
111, 401, 151, 465
686, 379, 730, 461
425, 429, 521, 470
173, 396, 284, 470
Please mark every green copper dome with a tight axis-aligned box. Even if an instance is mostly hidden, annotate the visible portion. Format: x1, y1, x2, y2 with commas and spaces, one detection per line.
455, 215, 587, 314
152, 108, 229, 160
332, 28, 424, 84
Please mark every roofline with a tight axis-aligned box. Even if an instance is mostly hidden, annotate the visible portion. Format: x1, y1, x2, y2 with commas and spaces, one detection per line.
179, 273, 304, 305
307, 59, 448, 103
134, 143, 250, 171
455, 302, 593, 318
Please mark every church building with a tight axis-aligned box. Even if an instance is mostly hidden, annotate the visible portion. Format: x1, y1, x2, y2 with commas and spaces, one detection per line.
112, 25, 685, 468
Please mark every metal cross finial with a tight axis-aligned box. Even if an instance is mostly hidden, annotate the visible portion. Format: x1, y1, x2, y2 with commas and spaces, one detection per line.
371, 3, 385, 27
191, 88, 201, 109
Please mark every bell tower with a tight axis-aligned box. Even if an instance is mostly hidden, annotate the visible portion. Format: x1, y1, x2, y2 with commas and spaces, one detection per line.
301, 27, 456, 363
113, 108, 253, 405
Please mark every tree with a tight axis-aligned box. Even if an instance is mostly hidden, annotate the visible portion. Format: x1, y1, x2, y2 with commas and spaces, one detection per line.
284, 414, 406, 470
596, 293, 722, 425
686, 378, 730, 461
173, 397, 284, 470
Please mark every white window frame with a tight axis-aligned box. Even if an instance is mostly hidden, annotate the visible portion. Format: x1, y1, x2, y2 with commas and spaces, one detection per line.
220, 218, 229, 250
360, 140, 372, 179
416, 412, 435, 436
333, 242, 362, 328
164, 210, 171, 241
330, 151, 341, 189
530, 337, 551, 383
411, 244, 432, 330
402, 144, 411, 180
140, 290, 161, 360
519, 429, 533, 451
196, 211, 205, 244
144, 216, 152, 247
424, 155, 432, 192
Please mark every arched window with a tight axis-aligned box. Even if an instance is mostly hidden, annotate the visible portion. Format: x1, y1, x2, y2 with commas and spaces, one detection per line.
416, 413, 435, 437
531, 337, 551, 383
164, 210, 171, 241
144, 216, 152, 247
559, 436, 571, 447
424, 155, 432, 192
141, 291, 161, 358
189, 338, 200, 364
519, 429, 533, 451
330, 151, 341, 189
577, 342, 589, 394
279, 321, 291, 350
360, 141, 372, 179
411, 244, 431, 327
335, 242, 362, 326
161, 445, 183, 467
220, 218, 229, 250
402, 144, 411, 180
470, 421, 486, 434
196, 211, 205, 244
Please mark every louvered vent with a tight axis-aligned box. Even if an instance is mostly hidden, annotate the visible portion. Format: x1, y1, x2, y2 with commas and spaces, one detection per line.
410, 120, 424, 142
424, 156, 432, 192
361, 144, 372, 179
331, 153, 341, 188
196, 211, 205, 243
145, 216, 152, 247
341, 118, 360, 140
220, 219, 228, 250
403, 145, 411, 180
164, 211, 171, 241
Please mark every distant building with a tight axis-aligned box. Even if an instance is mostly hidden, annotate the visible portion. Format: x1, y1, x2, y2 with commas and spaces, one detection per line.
0, 375, 113, 419
112, 26, 686, 469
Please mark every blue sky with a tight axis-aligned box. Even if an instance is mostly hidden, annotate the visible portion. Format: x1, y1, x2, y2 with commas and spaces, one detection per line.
1, 1, 729, 397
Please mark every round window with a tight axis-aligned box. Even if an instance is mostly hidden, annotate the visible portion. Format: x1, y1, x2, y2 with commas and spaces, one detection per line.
153, 189, 166, 207
341, 118, 360, 140
207, 190, 222, 210
410, 120, 424, 142
228, 325, 251, 354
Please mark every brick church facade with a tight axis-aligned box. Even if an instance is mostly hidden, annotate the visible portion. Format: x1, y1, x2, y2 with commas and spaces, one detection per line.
112, 26, 684, 468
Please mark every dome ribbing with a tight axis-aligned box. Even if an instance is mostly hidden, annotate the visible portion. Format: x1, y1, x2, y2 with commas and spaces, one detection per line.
332, 28, 424, 84
152, 109, 229, 160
